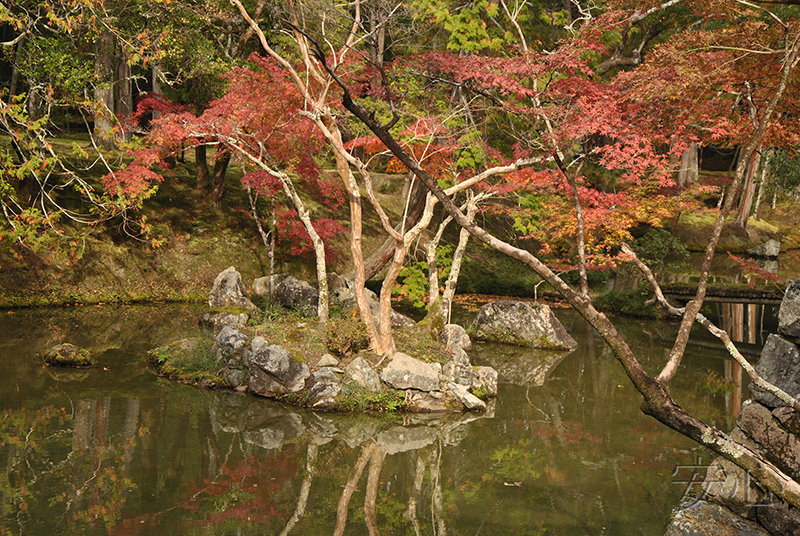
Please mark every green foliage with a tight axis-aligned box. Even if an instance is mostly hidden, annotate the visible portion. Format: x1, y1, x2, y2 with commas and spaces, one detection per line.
393, 245, 453, 308
337, 382, 409, 412
149, 338, 222, 384
19, 36, 93, 98
593, 285, 661, 318
630, 228, 690, 276
412, 0, 505, 52
770, 149, 800, 195
457, 253, 544, 298
324, 317, 370, 357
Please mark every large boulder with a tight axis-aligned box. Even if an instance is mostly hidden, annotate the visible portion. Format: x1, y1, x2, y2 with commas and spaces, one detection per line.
703, 455, 765, 519
664, 501, 770, 536
209, 266, 258, 313
439, 324, 472, 351
751, 334, 800, 408
250, 274, 289, 303
345, 357, 382, 392
275, 276, 319, 316
200, 311, 249, 330
737, 400, 800, 480
307, 370, 341, 410
380, 352, 440, 392
470, 300, 578, 350
779, 281, 800, 340
748, 239, 781, 258
248, 338, 310, 397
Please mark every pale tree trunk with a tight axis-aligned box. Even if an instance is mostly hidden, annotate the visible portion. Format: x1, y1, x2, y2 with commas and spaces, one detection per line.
233, 146, 329, 321
735, 148, 761, 228
93, 31, 116, 149
441, 197, 479, 321
753, 150, 771, 220
426, 214, 454, 308
676, 142, 698, 187
364, 445, 386, 536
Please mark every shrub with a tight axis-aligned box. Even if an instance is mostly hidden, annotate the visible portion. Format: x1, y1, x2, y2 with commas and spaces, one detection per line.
324, 317, 370, 357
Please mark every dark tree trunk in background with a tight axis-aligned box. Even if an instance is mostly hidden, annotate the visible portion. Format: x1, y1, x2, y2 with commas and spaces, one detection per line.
196, 145, 210, 192
94, 31, 116, 149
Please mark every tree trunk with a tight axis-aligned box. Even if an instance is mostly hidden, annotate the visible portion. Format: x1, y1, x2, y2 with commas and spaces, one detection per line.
93, 31, 116, 149
753, 150, 771, 220
676, 142, 698, 187
208, 149, 230, 204
196, 145, 210, 192
735, 149, 761, 229
115, 54, 133, 143
358, 177, 426, 281
441, 200, 476, 321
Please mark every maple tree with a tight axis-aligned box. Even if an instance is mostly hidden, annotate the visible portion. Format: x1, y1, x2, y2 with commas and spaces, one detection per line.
256, 0, 800, 507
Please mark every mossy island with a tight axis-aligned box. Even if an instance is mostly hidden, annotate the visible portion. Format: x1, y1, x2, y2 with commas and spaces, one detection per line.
149, 267, 504, 413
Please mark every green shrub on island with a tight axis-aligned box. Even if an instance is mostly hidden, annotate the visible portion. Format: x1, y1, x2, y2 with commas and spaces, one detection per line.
148, 338, 223, 386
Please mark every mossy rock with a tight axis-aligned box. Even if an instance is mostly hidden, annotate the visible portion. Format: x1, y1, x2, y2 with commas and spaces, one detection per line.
45, 343, 94, 368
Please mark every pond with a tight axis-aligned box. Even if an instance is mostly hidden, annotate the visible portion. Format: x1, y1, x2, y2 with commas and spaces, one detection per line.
0, 301, 769, 535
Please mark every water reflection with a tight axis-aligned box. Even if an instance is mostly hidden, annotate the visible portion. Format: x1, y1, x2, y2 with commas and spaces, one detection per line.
0, 304, 737, 535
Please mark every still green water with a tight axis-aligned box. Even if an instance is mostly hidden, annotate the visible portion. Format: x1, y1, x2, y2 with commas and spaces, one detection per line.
0, 303, 754, 535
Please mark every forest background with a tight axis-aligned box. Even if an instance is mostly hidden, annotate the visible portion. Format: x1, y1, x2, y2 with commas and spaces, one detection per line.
6, 0, 800, 508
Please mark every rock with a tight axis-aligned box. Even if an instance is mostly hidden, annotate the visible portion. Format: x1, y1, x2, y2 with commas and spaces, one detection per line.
470, 300, 578, 350
779, 281, 800, 340
328, 272, 352, 303
345, 356, 382, 392
307, 370, 341, 410
380, 352, 440, 392
664, 501, 770, 536
318, 353, 339, 367
472, 366, 498, 397
447, 382, 487, 411
376, 425, 437, 454
751, 334, 800, 408
737, 400, 800, 480
208, 266, 258, 313
747, 239, 781, 258
213, 326, 249, 360
439, 324, 472, 351
702, 456, 765, 519
45, 343, 93, 368
200, 311, 250, 330
757, 500, 800, 536
413, 392, 458, 413
250, 274, 289, 303
275, 276, 319, 316
248, 339, 310, 397
223, 368, 248, 388
442, 359, 475, 386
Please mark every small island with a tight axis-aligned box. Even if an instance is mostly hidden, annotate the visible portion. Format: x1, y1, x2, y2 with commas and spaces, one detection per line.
149, 267, 504, 413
